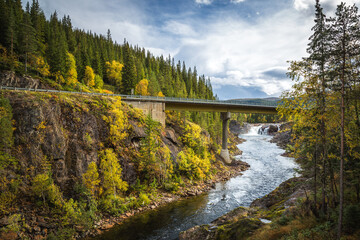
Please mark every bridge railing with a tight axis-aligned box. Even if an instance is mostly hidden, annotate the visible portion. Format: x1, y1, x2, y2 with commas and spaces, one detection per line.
0, 86, 280, 108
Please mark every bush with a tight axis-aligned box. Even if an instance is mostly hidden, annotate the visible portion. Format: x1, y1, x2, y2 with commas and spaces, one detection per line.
343, 204, 360, 234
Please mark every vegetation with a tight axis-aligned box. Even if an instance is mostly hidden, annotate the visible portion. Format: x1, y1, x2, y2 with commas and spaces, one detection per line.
277, 1, 360, 238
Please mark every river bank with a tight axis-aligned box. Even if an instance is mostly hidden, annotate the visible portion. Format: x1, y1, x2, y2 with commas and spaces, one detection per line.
178, 123, 308, 240
87, 155, 249, 238
92, 123, 298, 239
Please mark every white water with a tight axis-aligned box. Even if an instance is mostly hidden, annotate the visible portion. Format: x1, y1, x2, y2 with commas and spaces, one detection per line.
96, 125, 298, 240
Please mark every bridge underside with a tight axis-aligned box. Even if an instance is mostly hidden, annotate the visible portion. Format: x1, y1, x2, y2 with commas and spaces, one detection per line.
165, 102, 277, 114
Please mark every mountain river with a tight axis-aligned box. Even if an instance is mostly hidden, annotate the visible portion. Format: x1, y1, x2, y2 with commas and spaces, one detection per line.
94, 125, 298, 240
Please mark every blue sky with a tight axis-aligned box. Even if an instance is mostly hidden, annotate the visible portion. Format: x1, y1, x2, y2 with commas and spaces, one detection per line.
36, 0, 359, 99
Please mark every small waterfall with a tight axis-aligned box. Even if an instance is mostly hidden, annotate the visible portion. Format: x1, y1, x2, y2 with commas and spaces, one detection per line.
245, 125, 262, 136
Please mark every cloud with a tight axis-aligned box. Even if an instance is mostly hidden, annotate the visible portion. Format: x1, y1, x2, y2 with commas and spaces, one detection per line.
174, 8, 312, 97
195, 0, 213, 5
231, 0, 246, 3
294, 0, 360, 13
163, 21, 196, 36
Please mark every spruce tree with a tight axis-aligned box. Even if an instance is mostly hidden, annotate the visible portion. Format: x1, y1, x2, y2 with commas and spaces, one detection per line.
327, 3, 360, 238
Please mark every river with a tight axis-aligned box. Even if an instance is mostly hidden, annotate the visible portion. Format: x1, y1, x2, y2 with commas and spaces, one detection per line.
94, 125, 298, 240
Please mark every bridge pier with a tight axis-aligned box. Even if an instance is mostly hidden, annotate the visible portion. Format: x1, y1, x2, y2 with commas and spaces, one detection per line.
220, 112, 231, 164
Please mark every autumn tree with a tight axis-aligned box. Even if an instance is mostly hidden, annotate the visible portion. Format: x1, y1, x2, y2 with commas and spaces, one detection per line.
105, 60, 123, 90
82, 162, 100, 197
99, 149, 128, 198
83, 65, 95, 87
64, 52, 77, 86
135, 79, 149, 96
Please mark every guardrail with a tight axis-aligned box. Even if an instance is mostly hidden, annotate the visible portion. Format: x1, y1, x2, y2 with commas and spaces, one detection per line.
0, 86, 279, 108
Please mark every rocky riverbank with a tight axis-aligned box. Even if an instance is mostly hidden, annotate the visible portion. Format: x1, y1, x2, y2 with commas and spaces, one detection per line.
179, 122, 302, 240
179, 176, 309, 240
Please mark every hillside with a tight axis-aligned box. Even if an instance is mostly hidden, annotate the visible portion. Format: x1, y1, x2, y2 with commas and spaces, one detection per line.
0, 89, 248, 239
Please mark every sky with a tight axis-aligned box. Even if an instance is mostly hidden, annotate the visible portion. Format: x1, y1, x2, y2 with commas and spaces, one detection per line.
35, 0, 360, 99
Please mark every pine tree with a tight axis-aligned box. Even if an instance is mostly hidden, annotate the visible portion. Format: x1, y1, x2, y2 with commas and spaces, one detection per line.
20, 4, 36, 73
122, 43, 137, 94
327, 4, 360, 238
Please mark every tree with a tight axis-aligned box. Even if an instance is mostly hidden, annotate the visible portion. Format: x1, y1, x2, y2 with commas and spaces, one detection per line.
20, 5, 36, 73
99, 149, 128, 198
65, 52, 77, 86
84, 65, 95, 87
306, 0, 331, 215
135, 79, 149, 96
94, 74, 103, 89
105, 60, 123, 89
327, 4, 360, 238
122, 43, 137, 94
82, 162, 100, 197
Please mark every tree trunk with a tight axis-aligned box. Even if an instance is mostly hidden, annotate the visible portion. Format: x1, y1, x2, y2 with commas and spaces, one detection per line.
337, 37, 346, 240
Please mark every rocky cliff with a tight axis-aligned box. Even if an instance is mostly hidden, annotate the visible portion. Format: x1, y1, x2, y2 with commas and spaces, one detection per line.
0, 89, 248, 239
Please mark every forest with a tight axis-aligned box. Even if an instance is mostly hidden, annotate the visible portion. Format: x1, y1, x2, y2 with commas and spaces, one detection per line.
277, 1, 360, 238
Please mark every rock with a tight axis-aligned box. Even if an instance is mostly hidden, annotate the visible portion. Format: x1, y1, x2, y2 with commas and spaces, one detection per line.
179, 225, 214, 240
229, 120, 251, 135
179, 207, 263, 240
0, 216, 9, 227
0, 231, 17, 240
267, 124, 279, 135
270, 123, 292, 149
164, 128, 178, 145
0, 71, 40, 89
100, 223, 115, 230
251, 177, 306, 209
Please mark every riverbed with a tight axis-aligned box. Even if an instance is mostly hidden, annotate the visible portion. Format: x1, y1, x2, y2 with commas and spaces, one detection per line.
94, 125, 298, 240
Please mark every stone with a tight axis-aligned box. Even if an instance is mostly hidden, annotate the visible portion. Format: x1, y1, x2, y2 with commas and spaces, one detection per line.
100, 223, 114, 230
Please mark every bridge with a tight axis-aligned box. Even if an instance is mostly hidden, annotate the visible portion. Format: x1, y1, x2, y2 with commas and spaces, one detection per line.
0, 86, 279, 164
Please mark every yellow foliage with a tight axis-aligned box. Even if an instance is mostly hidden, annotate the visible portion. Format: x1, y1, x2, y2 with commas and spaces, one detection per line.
105, 97, 128, 144
99, 149, 128, 197
65, 52, 78, 86
30, 54, 50, 77
157, 91, 165, 97
82, 162, 100, 197
0, 44, 19, 69
84, 66, 95, 87
135, 79, 150, 96
180, 122, 208, 152
105, 60, 123, 86
54, 71, 65, 84
177, 147, 211, 180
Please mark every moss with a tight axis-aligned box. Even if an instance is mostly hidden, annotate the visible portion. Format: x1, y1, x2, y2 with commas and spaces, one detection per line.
215, 217, 263, 240
0, 95, 14, 150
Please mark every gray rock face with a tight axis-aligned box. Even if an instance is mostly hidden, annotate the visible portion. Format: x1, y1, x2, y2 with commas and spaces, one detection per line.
229, 120, 251, 135
1, 71, 40, 89
270, 122, 292, 148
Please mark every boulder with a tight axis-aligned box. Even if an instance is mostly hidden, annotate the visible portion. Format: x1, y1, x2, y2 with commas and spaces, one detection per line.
229, 120, 251, 135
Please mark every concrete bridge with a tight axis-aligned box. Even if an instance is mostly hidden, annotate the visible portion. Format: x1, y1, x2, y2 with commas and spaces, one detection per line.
0, 86, 279, 164
121, 95, 278, 164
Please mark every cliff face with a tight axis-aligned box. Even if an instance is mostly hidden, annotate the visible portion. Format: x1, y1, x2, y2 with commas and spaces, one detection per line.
0, 90, 249, 239
5, 91, 184, 193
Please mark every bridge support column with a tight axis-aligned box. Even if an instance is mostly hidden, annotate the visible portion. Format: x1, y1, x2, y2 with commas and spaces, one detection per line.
220, 112, 231, 164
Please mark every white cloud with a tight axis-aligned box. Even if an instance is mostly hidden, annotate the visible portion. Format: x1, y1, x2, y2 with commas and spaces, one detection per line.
294, 0, 360, 13
163, 21, 196, 36
174, 9, 313, 97
195, 0, 213, 5
231, 0, 246, 3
